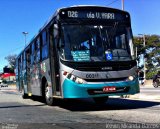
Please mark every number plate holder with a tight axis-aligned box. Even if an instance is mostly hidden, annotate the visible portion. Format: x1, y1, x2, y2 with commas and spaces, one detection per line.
103, 86, 116, 92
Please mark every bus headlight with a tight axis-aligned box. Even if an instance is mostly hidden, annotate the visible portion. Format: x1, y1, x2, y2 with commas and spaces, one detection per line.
75, 78, 85, 84
63, 71, 85, 84
70, 75, 85, 84
128, 76, 134, 81
127, 75, 137, 81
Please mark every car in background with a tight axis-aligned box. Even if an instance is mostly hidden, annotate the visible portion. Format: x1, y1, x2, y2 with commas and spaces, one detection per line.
0, 80, 8, 88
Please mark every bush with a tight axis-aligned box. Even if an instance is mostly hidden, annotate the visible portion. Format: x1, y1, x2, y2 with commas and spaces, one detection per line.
146, 71, 157, 79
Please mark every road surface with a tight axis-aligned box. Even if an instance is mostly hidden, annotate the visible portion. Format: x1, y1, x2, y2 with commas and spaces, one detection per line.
0, 86, 160, 129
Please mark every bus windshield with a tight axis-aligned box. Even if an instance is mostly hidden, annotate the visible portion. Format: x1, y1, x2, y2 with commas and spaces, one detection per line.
60, 23, 135, 62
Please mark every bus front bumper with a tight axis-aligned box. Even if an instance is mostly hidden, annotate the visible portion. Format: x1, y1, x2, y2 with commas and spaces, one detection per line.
62, 78, 140, 98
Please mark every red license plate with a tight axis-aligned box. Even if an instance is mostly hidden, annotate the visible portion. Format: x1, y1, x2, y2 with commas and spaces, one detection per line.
103, 86, 116, 92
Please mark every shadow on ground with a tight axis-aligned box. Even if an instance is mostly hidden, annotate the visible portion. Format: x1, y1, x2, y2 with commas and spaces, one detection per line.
30, 96, 160, 111
1, 94, 159, 112
53, 98, 160, 112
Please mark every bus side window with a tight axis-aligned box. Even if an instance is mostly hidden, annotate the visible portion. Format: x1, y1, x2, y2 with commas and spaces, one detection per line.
21, 54, 23, 70
36, 37, 41, 62
23, 52, 26, 69
18, 57, 21, 73
31, 43, 35, 65
42, 30, 48, 60
42, 44, 48, 60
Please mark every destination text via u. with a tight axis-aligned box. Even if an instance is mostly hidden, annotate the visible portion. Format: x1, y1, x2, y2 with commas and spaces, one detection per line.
67, 11, 115, 20
87, 12, 115, 19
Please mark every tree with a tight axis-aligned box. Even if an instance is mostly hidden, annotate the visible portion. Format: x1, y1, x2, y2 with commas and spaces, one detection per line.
145, 35, 160, 70
134, 35, 160, 79
5, 54, 17, 69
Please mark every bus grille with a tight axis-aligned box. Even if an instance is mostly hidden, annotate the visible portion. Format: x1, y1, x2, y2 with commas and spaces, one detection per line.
84, 77, 127, 82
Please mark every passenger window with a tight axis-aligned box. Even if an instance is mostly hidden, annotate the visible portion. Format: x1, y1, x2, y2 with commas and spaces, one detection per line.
42, 31, 48, 60
31, 43, 35, 54
23, 52, 26, 69
31, 44, 35, 65
35, 37, 41, 62
42, 44, 48, 60
36, 50, 41, 62
42, 31, 47, 45
37, 38, 41, 49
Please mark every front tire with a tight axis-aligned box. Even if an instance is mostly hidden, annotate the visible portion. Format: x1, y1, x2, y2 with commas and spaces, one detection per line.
45, 82, 54, 106
93, 96, 108, 104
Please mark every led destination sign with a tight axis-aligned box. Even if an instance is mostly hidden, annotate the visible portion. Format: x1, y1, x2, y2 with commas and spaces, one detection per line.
67, 11, 115, 19
60, 10, 128, 20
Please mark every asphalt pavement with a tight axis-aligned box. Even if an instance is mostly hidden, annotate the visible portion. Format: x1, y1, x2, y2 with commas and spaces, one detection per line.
127, 83, 160, 102
0, 84, 160, 129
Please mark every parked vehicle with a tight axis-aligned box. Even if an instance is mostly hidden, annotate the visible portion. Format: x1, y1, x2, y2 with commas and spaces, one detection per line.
0, 80, 8, 87
153, 78, 160, 88
153, 71, 160, 88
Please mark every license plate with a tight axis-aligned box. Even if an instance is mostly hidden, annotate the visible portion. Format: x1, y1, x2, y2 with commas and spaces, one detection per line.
103, 86, 116, 92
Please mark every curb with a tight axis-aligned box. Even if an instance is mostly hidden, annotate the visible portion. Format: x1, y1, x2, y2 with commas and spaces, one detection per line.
128, 94, 160, 102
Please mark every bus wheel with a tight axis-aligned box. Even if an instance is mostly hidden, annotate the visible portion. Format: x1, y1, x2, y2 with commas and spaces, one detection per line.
93, 96, 108, 105
45, 82, 54, 106
21, 87, 28, 99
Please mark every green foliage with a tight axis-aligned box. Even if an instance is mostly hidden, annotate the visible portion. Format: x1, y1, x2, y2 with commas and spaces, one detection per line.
146, 35, 160, 47
133, 37, 146, 55
146, 70, 157, 79
5, 54, 17, 69
134, 35, 160, 79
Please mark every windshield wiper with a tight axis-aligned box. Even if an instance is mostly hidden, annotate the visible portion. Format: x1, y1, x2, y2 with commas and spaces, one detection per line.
110, 22, 119, 39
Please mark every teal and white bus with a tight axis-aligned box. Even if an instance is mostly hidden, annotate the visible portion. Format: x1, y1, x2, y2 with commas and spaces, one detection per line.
16, 6, 139, 105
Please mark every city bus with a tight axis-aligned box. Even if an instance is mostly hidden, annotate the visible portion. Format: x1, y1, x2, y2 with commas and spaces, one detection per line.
16, 6, 140, 105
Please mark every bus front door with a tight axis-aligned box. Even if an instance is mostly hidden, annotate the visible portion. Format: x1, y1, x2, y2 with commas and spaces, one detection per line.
49, 25, 60, 96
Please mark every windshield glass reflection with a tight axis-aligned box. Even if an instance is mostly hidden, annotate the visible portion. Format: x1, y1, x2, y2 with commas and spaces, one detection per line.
60, 24, 134, 62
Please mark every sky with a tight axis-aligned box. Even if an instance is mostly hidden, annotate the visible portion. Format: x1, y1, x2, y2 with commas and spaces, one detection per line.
0, 0, 160, 71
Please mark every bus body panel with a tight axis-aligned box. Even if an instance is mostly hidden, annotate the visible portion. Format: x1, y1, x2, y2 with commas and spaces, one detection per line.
30, 58, 52, 96
30, 63, 41, 96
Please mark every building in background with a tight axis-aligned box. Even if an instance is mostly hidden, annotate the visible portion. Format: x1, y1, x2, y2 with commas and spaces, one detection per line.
0, 66, 15, 82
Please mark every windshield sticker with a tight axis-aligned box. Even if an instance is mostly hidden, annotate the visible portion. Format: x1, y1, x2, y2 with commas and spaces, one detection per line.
71, 50, 90, 62
105, 51, 113, 60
